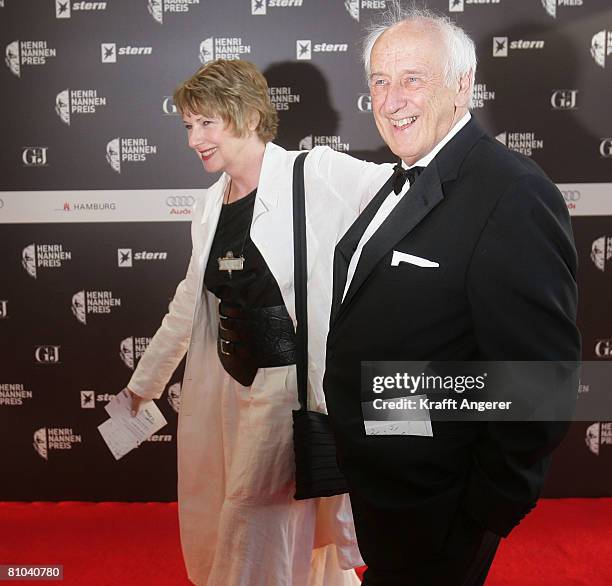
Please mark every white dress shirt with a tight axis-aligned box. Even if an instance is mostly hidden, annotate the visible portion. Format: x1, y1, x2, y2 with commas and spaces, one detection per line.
342, 112, 472, 301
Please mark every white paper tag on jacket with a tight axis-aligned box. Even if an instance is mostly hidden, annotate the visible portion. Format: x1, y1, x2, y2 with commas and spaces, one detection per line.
362, 396, 433, 436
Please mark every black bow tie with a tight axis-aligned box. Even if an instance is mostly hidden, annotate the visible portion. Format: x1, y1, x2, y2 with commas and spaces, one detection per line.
392, 164, 424, 195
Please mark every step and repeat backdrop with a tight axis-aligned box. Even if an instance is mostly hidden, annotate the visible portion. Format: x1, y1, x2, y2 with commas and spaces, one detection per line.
1, 0, 611, 500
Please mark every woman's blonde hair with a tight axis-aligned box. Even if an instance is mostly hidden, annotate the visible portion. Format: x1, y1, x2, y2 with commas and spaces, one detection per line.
174, 59, 278, 142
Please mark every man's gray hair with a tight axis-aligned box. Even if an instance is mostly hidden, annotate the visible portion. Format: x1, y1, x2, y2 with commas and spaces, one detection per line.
362, 2, 477, 107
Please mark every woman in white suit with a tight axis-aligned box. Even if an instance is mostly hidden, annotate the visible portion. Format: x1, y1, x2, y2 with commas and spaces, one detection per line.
126, 60, 392, 586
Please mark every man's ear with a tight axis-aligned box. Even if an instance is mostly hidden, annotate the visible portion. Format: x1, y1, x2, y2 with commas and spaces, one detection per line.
454, 70, 473, 109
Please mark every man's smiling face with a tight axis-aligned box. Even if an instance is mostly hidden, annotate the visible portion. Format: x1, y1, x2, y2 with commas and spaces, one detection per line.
369, 21, 469, 166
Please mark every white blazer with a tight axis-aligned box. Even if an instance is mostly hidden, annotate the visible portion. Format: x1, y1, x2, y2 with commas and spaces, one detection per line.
128, 142, 393, 579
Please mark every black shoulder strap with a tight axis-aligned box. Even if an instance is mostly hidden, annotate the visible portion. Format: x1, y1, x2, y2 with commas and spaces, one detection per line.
292, 152, 309, 411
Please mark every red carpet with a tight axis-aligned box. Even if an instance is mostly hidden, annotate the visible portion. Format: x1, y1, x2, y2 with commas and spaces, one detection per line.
1, 499, 610, 585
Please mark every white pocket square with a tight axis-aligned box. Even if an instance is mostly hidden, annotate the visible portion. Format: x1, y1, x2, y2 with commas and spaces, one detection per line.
391, 250, 439, 268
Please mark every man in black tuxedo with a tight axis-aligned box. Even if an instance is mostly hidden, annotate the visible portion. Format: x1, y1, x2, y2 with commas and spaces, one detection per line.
323, 7, 580, 586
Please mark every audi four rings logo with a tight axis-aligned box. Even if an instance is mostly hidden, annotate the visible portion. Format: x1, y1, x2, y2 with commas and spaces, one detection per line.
561, 190, 581, 202
166, 196, 195, 207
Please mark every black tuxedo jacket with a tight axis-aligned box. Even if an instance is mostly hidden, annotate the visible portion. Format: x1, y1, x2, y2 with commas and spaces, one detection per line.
323, 119, 580, 555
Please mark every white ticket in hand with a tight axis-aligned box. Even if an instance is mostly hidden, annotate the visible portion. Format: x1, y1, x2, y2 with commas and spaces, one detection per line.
98, 389, 167, 460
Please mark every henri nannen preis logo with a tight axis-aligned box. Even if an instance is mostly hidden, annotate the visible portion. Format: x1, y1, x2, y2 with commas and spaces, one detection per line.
591, 30, 612, 68
198, 36, 251, 64
119, 336, 152, 369
5, 40, 57, 77
148, 0, 200, 24
106, 137, 158, 173
585, 422, 612, 456
55, 89, 107, 125
22, 243, 72, 279
591, 236, 612, 272
71, 290, 121, 325
541, 0, 583, 19
344, 0, 387, 22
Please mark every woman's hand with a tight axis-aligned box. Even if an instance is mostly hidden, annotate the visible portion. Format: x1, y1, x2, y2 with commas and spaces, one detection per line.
126, 387, 144, 417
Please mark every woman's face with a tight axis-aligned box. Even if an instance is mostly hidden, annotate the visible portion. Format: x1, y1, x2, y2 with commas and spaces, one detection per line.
183, 111, 250, 175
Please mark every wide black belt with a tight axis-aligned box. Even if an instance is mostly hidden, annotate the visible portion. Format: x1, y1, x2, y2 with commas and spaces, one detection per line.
217, 302, 297, 386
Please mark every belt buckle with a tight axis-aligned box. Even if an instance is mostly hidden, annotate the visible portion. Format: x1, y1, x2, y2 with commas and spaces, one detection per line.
219, 314, 229, 332
220, 338, 232, 356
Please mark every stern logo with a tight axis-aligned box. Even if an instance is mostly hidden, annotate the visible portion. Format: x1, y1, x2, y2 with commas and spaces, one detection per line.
296, 40, 311, 60
56, 1, 108, 18
297, 39, 347, 60
252, 0, 303, 15
101, 43, 115, 62
591, 236, 612, 272
252, 0, 266, 13
118, 248, 132, 267
450, 0, 500, 12
494, 36, 544, 57
101, 43, 152, 63
81, 390, 95, 408
118, 248, 168, 267
493, 37, 508, 57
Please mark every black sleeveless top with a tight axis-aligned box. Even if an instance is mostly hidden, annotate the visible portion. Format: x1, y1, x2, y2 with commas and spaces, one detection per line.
203, 189, 285, 307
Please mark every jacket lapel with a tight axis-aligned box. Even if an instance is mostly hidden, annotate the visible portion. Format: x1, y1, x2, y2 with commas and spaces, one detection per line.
335, 165, 444, 323
250, 142, 296, 297
193, 174, 226, 280
329, 172, 395, 325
